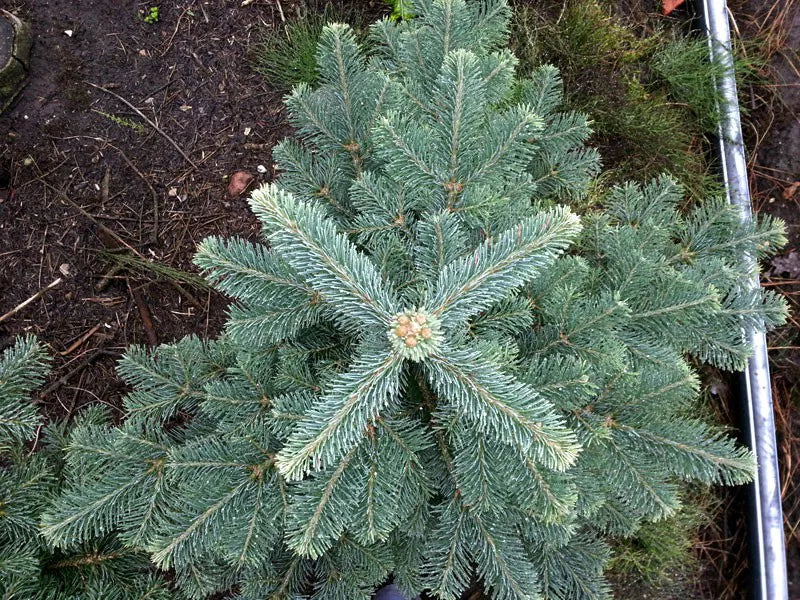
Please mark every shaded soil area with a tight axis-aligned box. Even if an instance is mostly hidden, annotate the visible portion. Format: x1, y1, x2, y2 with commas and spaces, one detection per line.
0, 0, 299, 419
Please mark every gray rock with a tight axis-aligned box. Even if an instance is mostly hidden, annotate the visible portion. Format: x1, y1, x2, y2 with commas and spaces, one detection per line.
0, 10, 32, 114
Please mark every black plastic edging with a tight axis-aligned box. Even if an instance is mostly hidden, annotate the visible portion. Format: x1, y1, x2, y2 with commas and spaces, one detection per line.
698, 1, 789, 598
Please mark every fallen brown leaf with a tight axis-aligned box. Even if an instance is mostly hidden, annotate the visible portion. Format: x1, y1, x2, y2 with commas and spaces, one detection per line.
782, 181, 800, 200
227, 170, 254, 198
662, 0, 686, 15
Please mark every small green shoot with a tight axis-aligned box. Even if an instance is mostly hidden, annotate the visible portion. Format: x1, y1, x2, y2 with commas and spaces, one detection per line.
652, 35, 761, 133
143, 6, 160, 24
98, 250, 212, 291
91, 110, 148, 135
508, 0, 750, 203
385, 0, 414, 20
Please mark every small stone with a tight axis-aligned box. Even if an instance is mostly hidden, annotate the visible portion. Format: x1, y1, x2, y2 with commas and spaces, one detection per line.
227, 170, 254, 198
1, 11, 33, 115
64, 29, 73, 37
256, 164, 268, 174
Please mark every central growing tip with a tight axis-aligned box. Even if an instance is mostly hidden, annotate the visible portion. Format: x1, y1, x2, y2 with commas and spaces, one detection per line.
388, 308, 443, 361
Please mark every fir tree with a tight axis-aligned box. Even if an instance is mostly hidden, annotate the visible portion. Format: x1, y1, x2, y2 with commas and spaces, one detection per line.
0, 337, 177, 600
41, 1, 786, 599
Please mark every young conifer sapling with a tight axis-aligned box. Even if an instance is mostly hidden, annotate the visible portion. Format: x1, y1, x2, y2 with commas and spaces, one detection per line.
41, 2, 786, 599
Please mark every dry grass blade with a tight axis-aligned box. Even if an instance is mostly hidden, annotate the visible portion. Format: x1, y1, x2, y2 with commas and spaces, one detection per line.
86, 82, 198, 168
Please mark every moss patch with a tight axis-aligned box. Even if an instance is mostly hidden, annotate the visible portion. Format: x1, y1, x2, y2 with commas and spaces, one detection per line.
508, 0, 761, 204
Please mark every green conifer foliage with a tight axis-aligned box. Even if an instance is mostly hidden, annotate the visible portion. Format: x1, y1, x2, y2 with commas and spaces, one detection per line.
0, 337, 177, 600
41, 2, 786, 599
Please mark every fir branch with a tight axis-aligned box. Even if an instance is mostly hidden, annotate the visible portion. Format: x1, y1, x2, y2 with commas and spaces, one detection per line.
433, 50, 487, 188
426, 345, 579, 471
616, 420, 754, 485
413, 210, 468, 284
425, 500, 472, 599
41, 471, 154, 547
317, 24, 362, 150
469, 510, 539, 600
600, 439, 681, 520
249, 184, 398, 331
195, 236, 316, 301
518, 65, 564, 115
431, 206, 580, 327
151, 480, 249, 569
227, 301, 322, 348
374, 114, 442, 189
0, 336, 49, 447
285, 445, 362, 558
276, 346, 404, 480
286, 83, 343, 151
467, 104, 542, 185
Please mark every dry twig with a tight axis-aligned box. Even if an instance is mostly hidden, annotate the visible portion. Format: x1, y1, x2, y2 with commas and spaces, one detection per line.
0, 278, 63, 324
86, 82, 198, 168
58, 324, 102, 356
128, 281, 158, 347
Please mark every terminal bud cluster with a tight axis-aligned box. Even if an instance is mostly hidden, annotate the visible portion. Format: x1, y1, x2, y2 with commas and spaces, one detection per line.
388, 308, 442, 361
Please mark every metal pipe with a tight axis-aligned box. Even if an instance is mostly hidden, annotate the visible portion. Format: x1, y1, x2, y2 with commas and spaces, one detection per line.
698, 1, 788, 598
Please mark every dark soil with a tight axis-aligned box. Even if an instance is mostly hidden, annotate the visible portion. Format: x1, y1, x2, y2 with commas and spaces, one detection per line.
0, 0, 304, 420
